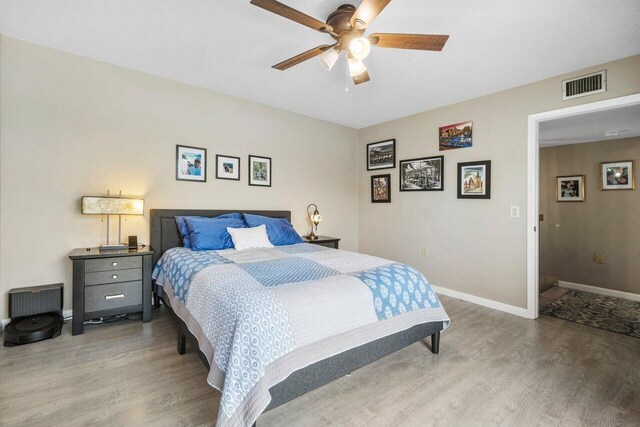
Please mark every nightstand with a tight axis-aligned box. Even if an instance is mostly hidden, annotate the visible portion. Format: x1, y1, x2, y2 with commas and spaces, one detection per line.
69, 246, 154, 335
302, 235, 340, 249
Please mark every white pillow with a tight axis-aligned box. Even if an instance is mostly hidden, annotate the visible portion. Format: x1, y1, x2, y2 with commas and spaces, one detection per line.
227, 225, 274, 251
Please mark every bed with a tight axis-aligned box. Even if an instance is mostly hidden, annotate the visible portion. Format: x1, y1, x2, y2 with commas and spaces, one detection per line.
150, 209, 450, 427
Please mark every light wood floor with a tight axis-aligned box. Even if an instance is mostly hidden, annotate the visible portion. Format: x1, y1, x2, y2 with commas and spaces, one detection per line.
1, 295, 639, 426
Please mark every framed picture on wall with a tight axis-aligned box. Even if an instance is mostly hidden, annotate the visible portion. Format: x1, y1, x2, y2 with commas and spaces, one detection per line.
176, 145, 206, 182
248, 155, 272, 187
399, 156, 444, 191
216, 155, 240, 181
439, 121, 472, 151
600, 160, 635, 190
457, 160, 491, 199
371, 174, 391, 203
556, 175, 585, 202
367, 139, 396, 170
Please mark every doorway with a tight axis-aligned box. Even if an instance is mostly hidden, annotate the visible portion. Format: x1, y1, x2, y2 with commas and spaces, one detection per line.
527, 93, 640, 319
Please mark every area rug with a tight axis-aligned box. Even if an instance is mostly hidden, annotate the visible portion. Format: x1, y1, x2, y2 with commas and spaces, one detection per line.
540, 289, 640, 339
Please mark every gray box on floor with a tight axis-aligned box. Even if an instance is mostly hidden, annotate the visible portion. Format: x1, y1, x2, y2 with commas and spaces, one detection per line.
8, 283, 63, 318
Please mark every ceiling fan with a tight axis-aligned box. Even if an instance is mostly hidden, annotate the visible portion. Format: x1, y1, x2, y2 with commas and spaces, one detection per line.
250, 0, 449, 85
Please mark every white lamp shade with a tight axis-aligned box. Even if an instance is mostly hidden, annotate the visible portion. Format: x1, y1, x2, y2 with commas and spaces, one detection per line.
349, 37, 371, 60
82, 196, 144, 215
348, 57, 367, 77
318, 48, 340, 71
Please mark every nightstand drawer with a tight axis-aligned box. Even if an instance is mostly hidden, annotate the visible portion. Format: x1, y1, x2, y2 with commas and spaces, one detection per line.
85, 281, 142, 313
85, 268, 142, 286
85, 256, 142, 273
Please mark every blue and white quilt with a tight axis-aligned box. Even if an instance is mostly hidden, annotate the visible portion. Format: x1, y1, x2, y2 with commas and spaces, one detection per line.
153, 243, 450, 427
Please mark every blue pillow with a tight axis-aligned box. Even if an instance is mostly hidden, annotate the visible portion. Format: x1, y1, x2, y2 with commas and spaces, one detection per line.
184, 216, 246, 251
176, 213, 243, 248
243, 213, 303, 246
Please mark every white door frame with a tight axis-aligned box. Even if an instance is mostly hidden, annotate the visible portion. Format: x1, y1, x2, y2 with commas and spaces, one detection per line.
526, 93, 640, 319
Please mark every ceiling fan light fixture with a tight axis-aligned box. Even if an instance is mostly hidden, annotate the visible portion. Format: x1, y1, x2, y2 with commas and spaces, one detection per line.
251, 1, 450, 85
348, 37, 371, 60
348, 56, 367, 77
318, 47, 340, 71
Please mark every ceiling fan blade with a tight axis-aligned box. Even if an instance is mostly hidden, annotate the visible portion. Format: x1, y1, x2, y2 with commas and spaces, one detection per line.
272, 45, 333, 70
350, 0, 391, 29
353, 69, 370, 85
368, 33, 449, 51
250, 0, 333, 33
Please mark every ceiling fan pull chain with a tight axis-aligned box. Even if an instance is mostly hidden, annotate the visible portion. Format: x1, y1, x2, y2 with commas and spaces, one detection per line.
345, 57, 350, 92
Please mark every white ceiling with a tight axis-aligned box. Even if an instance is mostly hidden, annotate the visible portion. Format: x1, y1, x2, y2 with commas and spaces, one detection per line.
539, 103, 640, 147
1, 0, 639, 129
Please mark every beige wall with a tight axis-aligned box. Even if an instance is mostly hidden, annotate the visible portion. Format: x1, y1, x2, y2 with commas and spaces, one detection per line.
0, 36, 359, 319
358, 55, 640, 309
1, 34, 639, 320
539, 137, 640, 294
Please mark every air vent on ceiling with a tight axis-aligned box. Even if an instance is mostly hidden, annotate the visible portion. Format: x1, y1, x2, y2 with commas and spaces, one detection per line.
562, 70, 606, 101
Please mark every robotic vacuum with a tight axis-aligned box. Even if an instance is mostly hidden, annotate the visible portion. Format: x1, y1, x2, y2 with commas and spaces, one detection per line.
4, 312, 63, 346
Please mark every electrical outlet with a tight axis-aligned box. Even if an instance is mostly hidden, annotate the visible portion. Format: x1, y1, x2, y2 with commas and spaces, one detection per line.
510, 206, 520, 218
594, 253, 605, 264
421, 248, 429, 257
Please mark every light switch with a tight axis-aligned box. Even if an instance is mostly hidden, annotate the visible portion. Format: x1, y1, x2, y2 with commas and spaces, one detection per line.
510, 206, 520, 218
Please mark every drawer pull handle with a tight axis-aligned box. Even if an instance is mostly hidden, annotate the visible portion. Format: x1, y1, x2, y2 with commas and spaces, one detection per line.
105, 293, 125, 300
112, 274, 118, 279
112, 262, 118, 266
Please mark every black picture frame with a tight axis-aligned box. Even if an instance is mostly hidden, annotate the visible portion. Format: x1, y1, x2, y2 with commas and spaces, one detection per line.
457, 160, 491, 199
215, 154, 241, 181
399, 155, 444, 192
176, 145, 207, 183
367, 139, 396, 171
371, 174, 391, 203
248, 155, 272, 187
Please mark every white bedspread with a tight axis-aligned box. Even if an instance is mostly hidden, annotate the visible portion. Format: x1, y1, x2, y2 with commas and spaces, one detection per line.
153, 243, 450, 426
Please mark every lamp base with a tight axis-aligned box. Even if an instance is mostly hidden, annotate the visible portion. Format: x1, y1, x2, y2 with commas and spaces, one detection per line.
99, 243, 128, 251
306, 232, 318, 240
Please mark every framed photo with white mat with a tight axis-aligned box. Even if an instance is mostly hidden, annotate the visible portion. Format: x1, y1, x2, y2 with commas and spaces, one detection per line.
556, 175, 585, 202
600, 160, 635, 190
176, 145, 206, 182
216, 155, 240, 181
249, 155, 272, 187
457, 160, 491, 199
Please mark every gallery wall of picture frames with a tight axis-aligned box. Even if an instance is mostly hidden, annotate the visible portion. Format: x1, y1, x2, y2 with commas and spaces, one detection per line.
555, 159, 635, 203
366, 120, 494, 202
175, 145, 272, 187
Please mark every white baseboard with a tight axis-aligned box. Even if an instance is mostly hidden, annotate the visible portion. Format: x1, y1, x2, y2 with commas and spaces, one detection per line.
557, 281, 640, 302
1, 309, 72, 331
431, 284, 531, 319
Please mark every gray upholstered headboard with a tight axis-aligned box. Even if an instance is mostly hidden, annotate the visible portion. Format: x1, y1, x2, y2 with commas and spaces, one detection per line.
149, 209, 292, 267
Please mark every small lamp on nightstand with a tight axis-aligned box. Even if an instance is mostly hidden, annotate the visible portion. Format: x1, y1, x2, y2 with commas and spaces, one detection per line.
82, 191, 144, 251
306, 203, 323, 240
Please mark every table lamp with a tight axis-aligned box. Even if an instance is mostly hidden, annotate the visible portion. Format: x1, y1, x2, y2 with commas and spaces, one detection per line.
306, 204, 323, 240
82, 191, 144, 251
